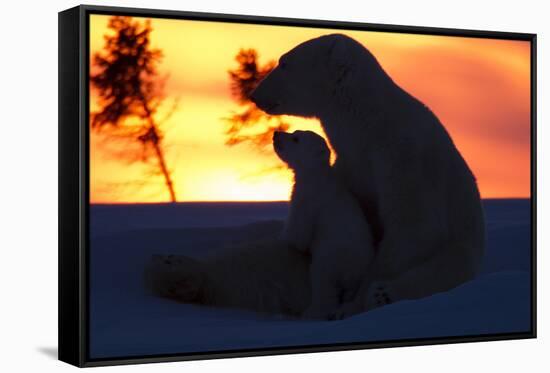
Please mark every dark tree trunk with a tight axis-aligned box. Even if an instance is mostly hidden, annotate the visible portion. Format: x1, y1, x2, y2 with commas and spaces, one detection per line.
150, 128, 177, 203
140, 96, 177, 203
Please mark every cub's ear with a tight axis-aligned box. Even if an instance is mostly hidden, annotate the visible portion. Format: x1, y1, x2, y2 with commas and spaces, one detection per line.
317, 145, 331, 163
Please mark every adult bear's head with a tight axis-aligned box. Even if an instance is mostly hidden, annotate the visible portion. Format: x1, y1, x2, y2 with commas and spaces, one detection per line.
250, 33, 388, 118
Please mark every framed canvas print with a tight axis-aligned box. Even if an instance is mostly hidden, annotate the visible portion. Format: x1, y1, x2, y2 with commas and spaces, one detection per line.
58, 4, 537, 367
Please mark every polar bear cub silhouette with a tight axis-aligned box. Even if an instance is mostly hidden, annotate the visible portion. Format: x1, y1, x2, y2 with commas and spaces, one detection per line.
273, 130, 375, 319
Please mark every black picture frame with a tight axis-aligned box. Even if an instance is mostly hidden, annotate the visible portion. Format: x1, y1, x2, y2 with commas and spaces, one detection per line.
58, 4, 537, 368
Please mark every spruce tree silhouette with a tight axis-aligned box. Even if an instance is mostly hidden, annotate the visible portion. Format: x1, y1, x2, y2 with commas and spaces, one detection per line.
91, 16, 177, 202
225, 49, 289, 151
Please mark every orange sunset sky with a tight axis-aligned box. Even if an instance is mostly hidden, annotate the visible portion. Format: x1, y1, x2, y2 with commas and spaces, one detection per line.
89, 14, 531, 203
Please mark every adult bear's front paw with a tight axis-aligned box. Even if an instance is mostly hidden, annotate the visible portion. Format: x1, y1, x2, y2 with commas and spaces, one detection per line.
327, 300, 364, 321
365, 281, 393, 310
144, 254, 207, 303
301, 305, 333, 320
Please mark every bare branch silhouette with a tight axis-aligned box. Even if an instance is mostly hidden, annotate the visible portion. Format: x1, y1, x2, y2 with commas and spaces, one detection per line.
90, 16, 178, 202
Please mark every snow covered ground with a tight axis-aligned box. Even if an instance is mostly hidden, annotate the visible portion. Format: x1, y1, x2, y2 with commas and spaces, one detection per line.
88, 199, 532, 359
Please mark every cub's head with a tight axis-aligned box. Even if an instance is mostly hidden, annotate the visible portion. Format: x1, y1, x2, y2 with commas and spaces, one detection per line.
250, 34, 368, 118
273, 130, 330, 171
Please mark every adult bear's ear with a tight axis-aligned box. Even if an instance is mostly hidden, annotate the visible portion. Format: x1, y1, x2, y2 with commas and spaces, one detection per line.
326, 34, 352, 85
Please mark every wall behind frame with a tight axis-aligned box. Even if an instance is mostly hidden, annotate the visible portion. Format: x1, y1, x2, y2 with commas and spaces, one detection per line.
0, 0, 547, 372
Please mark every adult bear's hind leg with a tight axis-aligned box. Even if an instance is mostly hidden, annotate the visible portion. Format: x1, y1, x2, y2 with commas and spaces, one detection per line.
367, 241, 484, 308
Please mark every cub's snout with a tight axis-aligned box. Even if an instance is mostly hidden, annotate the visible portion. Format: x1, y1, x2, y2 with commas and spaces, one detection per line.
273, 131, 285, 151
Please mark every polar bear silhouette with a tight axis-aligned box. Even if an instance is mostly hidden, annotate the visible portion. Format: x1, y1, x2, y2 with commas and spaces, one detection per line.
146, 34, 485, 319
251, 33, 485, 316
273, 130, 375, 319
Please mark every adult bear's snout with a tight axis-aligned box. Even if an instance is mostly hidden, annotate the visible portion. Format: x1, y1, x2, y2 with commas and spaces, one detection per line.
249, 86, 263, 106
250, 82, 279, 114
